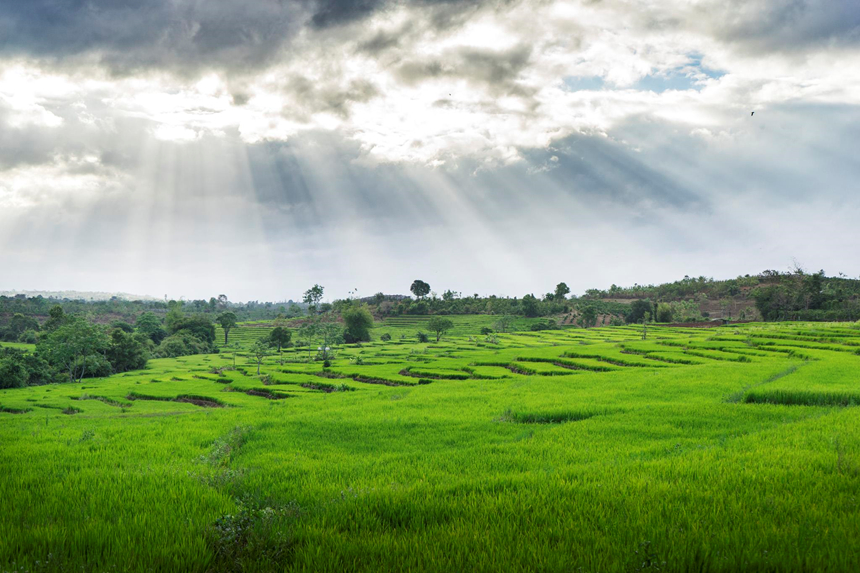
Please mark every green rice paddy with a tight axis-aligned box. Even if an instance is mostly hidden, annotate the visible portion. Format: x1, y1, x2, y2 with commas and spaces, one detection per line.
2, 321, 860, 572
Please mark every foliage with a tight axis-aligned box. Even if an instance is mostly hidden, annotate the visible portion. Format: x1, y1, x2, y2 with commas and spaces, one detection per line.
136, 312, 167, 344
37, 318, 110, 384
626, 299, 654, 324
268, 327, 292, 353
342, 304, 374, 343
155, 332, 214, 358
105, 329, 149, 373
427, 317, 454, 342
521, 294, 539, 318
0, 354, 27, 389
578, 305, 598, 328
303, 284, 325, 311
410, 280, 431, 299
251, 340, 272, 375
216, 312, 239, 344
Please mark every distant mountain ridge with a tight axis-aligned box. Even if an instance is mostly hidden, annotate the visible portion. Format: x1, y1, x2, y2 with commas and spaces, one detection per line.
0, 290, 161, 302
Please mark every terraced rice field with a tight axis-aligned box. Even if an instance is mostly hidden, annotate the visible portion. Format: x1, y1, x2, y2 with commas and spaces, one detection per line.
2, 322, 860, 572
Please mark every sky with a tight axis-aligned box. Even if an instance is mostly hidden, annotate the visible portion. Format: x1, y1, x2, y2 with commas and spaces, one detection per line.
1, 0, 859, 302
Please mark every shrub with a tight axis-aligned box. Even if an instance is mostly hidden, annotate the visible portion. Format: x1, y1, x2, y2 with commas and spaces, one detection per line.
380, 333, 392, 342
480, 327, 493, 335
416, 331, 430, 343
17, 330, 37, 344
0, 355, 28, 389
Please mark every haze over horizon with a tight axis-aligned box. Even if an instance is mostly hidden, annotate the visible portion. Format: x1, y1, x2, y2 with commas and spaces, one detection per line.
2, 0, 859, 301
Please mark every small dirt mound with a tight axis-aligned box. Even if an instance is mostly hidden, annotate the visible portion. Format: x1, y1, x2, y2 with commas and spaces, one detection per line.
352, 375, 415, 387
244, 389, 289, 400
175, 395, 224, 408
314, 370, 346, 379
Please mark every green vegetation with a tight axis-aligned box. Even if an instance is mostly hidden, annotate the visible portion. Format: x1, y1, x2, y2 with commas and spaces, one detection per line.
2, 320, 860, 572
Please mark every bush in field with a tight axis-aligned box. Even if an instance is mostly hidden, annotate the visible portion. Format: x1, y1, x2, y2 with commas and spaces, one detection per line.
155, 332, 213, 358
626, 299, 653, 324
656, 302, 674, 323
480, 327, 493, 335
428, 317, 454, 342
169, 315, 216, 345
494, 316, 515, 333
416, 331, 430, 343
380, 333, 392, 342
529, 319, 558, 331
38, 318, 110, 384
342, 304, 374, 343
0, 354, 28, 388
106, 329, 149, 373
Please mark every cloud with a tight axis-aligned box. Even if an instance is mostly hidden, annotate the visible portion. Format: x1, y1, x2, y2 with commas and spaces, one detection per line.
1, 0, 859, 297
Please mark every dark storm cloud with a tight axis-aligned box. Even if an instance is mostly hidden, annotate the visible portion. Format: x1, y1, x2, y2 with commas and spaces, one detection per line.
0, 0, 490, 74
310, 0, 485, 30
0, 0, 307, 73
709, 0, 860, 53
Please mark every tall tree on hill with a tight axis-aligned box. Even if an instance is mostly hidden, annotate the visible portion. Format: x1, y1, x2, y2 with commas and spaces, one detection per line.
555, 282, 570, 301
216, 311, 238, 344
521, 294, 539, 318
303, 284, 325, 314
410, 280, 431, 300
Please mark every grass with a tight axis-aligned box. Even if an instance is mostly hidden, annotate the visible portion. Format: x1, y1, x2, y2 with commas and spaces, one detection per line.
2, 321, 860, 572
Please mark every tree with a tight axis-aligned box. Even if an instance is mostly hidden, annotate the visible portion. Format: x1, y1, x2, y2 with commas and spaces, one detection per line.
427, 317, 454, 342
0, 354, 28, 389
216, 312, 238, 344
655, 303, 674, 323
43, 305, 69, 333
303, 285, 324, 312
494, 315, 515, 333
296, 322, 319, 362
342, 305, 374, 343
38, 318, 109, 384
169, 315, 216, 345
555, 282, 570, 301
268, 327, 292, 364
521, 294, 539, 318
9, 313, 39, 339
442, 290, 458, 301
579, 305, 598, 328
105, 328, 149, 373
251, 339, 272, 376
410, 280, 431, 299
626, 299, 653, 324
136, 312, 167, 344
315, 321, 343, 360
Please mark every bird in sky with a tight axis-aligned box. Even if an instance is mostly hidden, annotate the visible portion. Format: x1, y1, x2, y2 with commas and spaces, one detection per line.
751, 111, 755, 116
